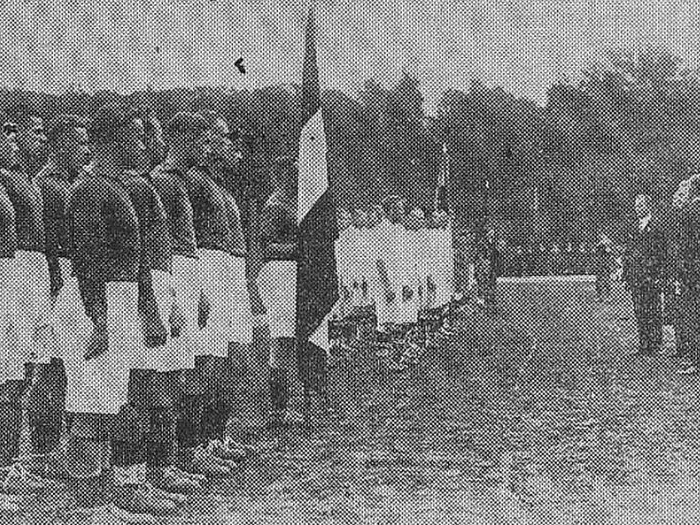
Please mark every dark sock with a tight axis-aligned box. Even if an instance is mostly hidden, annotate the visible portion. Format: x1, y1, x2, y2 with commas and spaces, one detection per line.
177, 394, 204, 450
147, 406, 176, 473
110, 440, 146, 469
201, 397, 230, 443
30, 421, 63, 455
269, 368, 289, 414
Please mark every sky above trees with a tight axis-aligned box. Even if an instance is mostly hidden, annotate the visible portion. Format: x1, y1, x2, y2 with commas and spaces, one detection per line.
2, 0, 700, 113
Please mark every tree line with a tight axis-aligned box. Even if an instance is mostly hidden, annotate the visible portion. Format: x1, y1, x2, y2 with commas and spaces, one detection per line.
1, 47, 695, 246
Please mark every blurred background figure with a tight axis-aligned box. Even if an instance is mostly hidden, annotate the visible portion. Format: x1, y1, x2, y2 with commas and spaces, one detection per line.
476, 227, 500, 312
594, 232, 614, 302
622, 194, 666, 356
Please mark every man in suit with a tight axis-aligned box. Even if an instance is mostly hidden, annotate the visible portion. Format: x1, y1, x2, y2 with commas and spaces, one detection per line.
622, 194, 667, 355
677, 176, 700, 374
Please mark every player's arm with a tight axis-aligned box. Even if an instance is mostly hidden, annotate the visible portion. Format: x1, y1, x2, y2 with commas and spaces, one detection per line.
69, 184, 109, 359
39, 180, 64, 303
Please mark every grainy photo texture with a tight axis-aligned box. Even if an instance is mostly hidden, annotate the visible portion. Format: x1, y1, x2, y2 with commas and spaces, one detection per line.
0, 1, 697, 523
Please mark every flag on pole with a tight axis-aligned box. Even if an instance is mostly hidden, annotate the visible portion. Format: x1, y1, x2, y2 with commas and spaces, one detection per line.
435, 143, 450, 213
295, 4, 339, 390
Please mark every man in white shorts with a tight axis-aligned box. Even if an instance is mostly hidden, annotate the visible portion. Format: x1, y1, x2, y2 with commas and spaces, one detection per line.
67, 103, 175, 522
251, 156, 303, 427
0, 111, 53, 493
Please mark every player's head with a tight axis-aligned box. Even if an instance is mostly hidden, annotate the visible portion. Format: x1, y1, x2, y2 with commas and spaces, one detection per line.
197, 109, 237, 169
47, 114, 90, 178
90, 103, 146, 170
336, 208, 352, 231
432, 208, 448, 227
164, 112, 210, 169
634, 194, 652, 219
382, 195, 405, 223
408, 207, 425, 230
10, 107, 47, 170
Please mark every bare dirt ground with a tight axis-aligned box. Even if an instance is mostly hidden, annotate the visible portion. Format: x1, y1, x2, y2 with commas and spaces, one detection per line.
13, 279, 700, 524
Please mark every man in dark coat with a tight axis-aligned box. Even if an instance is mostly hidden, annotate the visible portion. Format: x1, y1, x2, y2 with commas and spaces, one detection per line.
677, 176, 700, 374
622, 194, 667, 355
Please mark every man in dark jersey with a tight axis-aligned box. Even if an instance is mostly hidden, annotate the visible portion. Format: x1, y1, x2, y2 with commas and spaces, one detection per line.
0, 112, 54, 494
197, 110, 254, 453
250, 156, 304, 428
151, 112, 230, 486
25, 115, 90, 481
66, 104, 177, 522
0, 116, 30, 508
178, 131, 242, 475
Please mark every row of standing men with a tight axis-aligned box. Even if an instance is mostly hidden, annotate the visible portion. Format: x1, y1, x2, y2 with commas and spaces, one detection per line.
0, 106, 311, 522
331, 203, 455, 370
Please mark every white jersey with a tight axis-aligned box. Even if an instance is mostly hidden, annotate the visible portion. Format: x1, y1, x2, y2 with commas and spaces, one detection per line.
413, 228, 431, 309
355, 227, 376, 307
375, 220, 402, 325
335, 228, 352, 291
365, 224, 383, 307
396, 224, 419, 323
430, 224, 454, 307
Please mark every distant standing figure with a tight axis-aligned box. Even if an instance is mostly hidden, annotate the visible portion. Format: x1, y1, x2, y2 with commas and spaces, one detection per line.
514, 245, 524, 277
622, 194, 667, 355
564, 242, 575, 275
477, 228, 500, 310
594, 233, 614, 301
550, 243, 561, 275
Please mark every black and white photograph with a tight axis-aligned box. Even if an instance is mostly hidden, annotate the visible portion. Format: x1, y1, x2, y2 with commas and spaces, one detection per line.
0, 0, 698, 523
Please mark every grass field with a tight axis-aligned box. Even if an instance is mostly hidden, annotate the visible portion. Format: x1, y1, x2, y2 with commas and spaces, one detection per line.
12, 277, 700, 524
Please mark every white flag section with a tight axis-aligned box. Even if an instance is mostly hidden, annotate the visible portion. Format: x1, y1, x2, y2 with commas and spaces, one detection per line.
297, 109, 329, 225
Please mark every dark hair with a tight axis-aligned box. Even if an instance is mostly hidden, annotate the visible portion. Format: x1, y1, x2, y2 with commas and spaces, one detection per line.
196, 109, 239, 140
165, 112, 208, 140
47, 114, 85, 148
90, 103, 139, 145
381, 195, 403, 214
6, 104, 40, 130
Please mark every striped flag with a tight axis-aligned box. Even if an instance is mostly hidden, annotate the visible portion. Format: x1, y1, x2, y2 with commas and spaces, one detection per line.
435, 142, 450, 213
295, 4, 339, 390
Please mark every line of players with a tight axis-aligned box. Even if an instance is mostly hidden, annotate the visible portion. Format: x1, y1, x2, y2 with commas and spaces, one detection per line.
331, 199, 456, 371
0, 106, 305, 523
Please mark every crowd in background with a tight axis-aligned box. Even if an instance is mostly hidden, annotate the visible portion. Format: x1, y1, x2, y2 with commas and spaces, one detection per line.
496, 239, 621, 279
